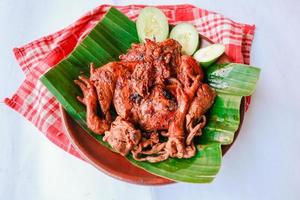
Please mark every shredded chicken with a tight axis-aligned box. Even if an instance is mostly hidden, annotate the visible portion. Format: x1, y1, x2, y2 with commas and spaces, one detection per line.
186, 84, 216, 137
74, 76, 110, 134
103, 116, 141, 156
75, 39, 216, 162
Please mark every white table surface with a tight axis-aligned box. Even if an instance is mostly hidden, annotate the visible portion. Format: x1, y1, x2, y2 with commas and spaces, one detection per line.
1, 0, 300, 199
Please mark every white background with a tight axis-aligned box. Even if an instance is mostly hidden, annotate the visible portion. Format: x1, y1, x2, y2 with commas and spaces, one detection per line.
1, 0, 300, 199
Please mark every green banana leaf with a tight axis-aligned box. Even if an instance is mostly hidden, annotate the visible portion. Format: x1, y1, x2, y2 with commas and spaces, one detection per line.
201, 63, 260, 144
40, 7, 222, 183
201, 93, 242, 145
206, 63, 261, 96
40, 7, 260, 183
129, 143, 221, 183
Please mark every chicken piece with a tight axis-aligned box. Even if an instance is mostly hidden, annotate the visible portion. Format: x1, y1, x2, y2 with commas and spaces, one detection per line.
112, 64, 178, 132
89, 63, 118, 122
120, 39, 182, 84
74, 76, 110, 134
119, 41, 147, 62
186, 84, 216, 144
153, 39, 182, 84
186, 115, 206, 146
76, 62, 136, 134
113, 68, 135, 120
177, 55, 204, 99
120, 39, 180, 65
90, 62, 137, 119
103, 116, 141, 156
164, 80, 190, 158
132, 150, 169, 163
140, 132, 160, 148
132, 132, 168, 163
132, 144, 169, 163
158, 38, 182, 71
183, 144, 197, 158
131, 61, 154, 97
138, 85, 177, 131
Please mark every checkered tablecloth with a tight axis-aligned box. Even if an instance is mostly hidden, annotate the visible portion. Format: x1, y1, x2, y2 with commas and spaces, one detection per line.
4, 4, 255, 159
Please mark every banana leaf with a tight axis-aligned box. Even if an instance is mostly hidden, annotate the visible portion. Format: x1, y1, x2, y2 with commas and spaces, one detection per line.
40, 7, 260, 183
206, 63, 261, 96
40, 7, 222, 183
129, 143, 221, 183
201, 93, 242, 145
200, 63, 260, 144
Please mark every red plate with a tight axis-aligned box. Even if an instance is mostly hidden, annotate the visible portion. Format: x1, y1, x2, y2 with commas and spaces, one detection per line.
60, 37, 245, 185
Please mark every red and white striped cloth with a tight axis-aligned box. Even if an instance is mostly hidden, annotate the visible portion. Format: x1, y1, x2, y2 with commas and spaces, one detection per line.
4, 4, 255, 159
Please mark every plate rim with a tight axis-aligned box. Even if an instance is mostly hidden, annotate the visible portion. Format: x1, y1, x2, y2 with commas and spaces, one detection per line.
59, 35, 246, 185
60, 105, 175, 185
60, 97, 245, 186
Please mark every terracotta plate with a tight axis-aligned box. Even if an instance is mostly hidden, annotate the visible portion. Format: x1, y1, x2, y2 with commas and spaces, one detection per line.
60, 37, 245, 185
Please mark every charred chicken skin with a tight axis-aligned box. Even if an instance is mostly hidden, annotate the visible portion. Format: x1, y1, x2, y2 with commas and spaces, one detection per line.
75, 39, 216, 162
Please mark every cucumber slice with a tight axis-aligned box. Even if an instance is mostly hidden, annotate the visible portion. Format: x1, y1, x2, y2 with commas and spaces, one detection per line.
193, 44, 225, 68
170, 23, 199, 55
136, 7, 169, 42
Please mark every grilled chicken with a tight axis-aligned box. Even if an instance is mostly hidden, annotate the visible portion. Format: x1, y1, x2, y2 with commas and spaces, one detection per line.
74, 75, 110, 134
138, 85, 177, 131
185, 84, 216, 146
75, 39, 216, 162
103, 117, 141, 156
